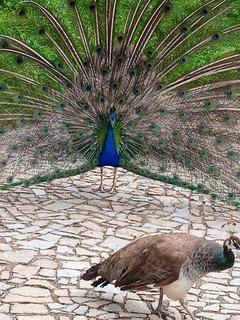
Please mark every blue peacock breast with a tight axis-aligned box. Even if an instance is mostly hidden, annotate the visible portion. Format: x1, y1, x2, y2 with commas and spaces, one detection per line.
98, 125, 120, 167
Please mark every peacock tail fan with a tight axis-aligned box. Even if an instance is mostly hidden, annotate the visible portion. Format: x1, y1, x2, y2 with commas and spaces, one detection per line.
0, 0, 239, 205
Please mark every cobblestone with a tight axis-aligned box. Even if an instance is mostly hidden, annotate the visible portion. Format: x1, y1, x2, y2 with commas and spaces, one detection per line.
0, 167, 239, 319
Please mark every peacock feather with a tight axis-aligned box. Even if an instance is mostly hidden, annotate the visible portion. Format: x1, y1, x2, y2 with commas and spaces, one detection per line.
0, 0, 239, 204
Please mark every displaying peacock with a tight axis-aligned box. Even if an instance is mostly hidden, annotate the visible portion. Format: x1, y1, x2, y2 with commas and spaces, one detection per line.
0, 0, 239, 203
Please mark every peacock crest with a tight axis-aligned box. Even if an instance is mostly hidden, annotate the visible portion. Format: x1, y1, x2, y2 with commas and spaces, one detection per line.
0, 0, 239, 204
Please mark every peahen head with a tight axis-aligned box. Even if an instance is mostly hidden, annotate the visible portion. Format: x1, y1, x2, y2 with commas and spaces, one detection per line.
223, 236, 240, 253
109, 107, 116, 128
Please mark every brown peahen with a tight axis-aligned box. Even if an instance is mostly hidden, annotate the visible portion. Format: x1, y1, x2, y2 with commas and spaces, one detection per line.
0, 0, 239, 203
81, 230, 240, 319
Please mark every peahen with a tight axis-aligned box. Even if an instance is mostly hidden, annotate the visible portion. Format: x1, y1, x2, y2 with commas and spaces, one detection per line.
81, 229, 240, 319
0, 0, 240, 202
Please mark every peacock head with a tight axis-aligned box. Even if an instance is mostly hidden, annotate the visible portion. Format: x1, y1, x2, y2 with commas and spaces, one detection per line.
109, 107, 116, 127
224, 236, 240, 251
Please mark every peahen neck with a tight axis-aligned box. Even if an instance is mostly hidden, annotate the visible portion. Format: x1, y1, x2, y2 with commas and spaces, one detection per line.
98, 124, 120, 167
220, 239, 235, 269
212, 241, 235, 271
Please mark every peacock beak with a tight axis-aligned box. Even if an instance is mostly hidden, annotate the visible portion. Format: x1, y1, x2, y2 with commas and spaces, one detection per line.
111, 119, 115, 127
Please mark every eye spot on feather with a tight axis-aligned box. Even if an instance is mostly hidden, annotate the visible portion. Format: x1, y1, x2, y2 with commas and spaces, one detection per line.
226, 90, 233, 97
88, 2, 96, 11
0, 159, 7, 168
185, 158, 194, 167
145, 62, 153, 70
10, 144, 18, 153
198, 123, 208, 133
228, 193, 236, 200
133, 87, 142, 96
24, 136, 33, 145
112, 82, 119, 90
179, 57, 187, 64
199, 149, 209, 159
162, 176, 169, 183
175, 150, 183, 158
117, 35, 124, 43
66, 83, 73, 90
84, 84, 92, 92
116, 55, 126, 64
83, 60, 89, 67
95, 46, 102, 54
179, 111, 187, 121
0, 39, 9, 49
6, 176, 13, 184
178, 89, 186, 97
156, 83, 165, 91
118, 97, 126, 105
200, 8, 208, 15
30, 159, 38, 168
223, 114, 233, 124
181, 26, 188, 34
204, 100, 216, 110
212, 33, 220, 40
164, 4, 172, 13
208, 166, 217, 175
172, 130, 181, 140
159, 107, 167, 115
38, 27, 46, 35
16, 117, 26, 127
100, 66, 110, 76
57, 61, 64, 69
16, 56, 24, 65
17, 8, 26, 17
129, 68, 137, 77
146, 50, 154, 58
227, 150, 237, 160
159, 139, 167, 149
68, 0, 76, 7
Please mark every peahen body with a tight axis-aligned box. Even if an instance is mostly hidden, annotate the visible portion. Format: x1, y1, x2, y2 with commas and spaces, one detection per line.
81, 232, 240, 319
0, 0, 239, 201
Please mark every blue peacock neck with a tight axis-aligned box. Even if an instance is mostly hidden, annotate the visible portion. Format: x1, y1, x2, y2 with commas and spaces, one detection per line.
98, 111, 120, 167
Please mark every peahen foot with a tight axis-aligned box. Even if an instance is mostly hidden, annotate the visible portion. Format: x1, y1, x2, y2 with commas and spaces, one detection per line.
180, 300, 196, 320
155, 289, 176, 319
155, 306, 176, 320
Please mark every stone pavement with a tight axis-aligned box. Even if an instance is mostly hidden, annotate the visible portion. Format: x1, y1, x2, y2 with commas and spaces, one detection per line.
0, 167, 239, 320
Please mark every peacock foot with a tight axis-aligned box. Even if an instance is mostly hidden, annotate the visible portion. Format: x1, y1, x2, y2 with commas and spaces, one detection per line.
97, 184, 105, 192
109, 186, 117, 193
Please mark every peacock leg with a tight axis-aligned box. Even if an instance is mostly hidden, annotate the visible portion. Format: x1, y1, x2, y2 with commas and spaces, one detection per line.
155, 288, 175, 319
110, 167, 117, 192
99, 167, 104, 192
180, 299, 196, 320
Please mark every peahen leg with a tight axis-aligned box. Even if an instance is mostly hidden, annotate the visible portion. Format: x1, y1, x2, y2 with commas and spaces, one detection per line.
110, 167, 117, 192
99, 167, 104, 192
180, 299, 196, 320
155, 288, 175, 319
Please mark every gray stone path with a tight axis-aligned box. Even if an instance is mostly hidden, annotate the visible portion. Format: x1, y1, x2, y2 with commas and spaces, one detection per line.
0, 167, 239, 320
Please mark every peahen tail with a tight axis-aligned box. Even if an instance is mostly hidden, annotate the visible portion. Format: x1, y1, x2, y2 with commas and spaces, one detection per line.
0, 0, 239, 204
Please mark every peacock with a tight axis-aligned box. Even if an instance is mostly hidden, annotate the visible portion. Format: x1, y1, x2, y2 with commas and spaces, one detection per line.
0, 0, 240, 203
81, 227, 240, 319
